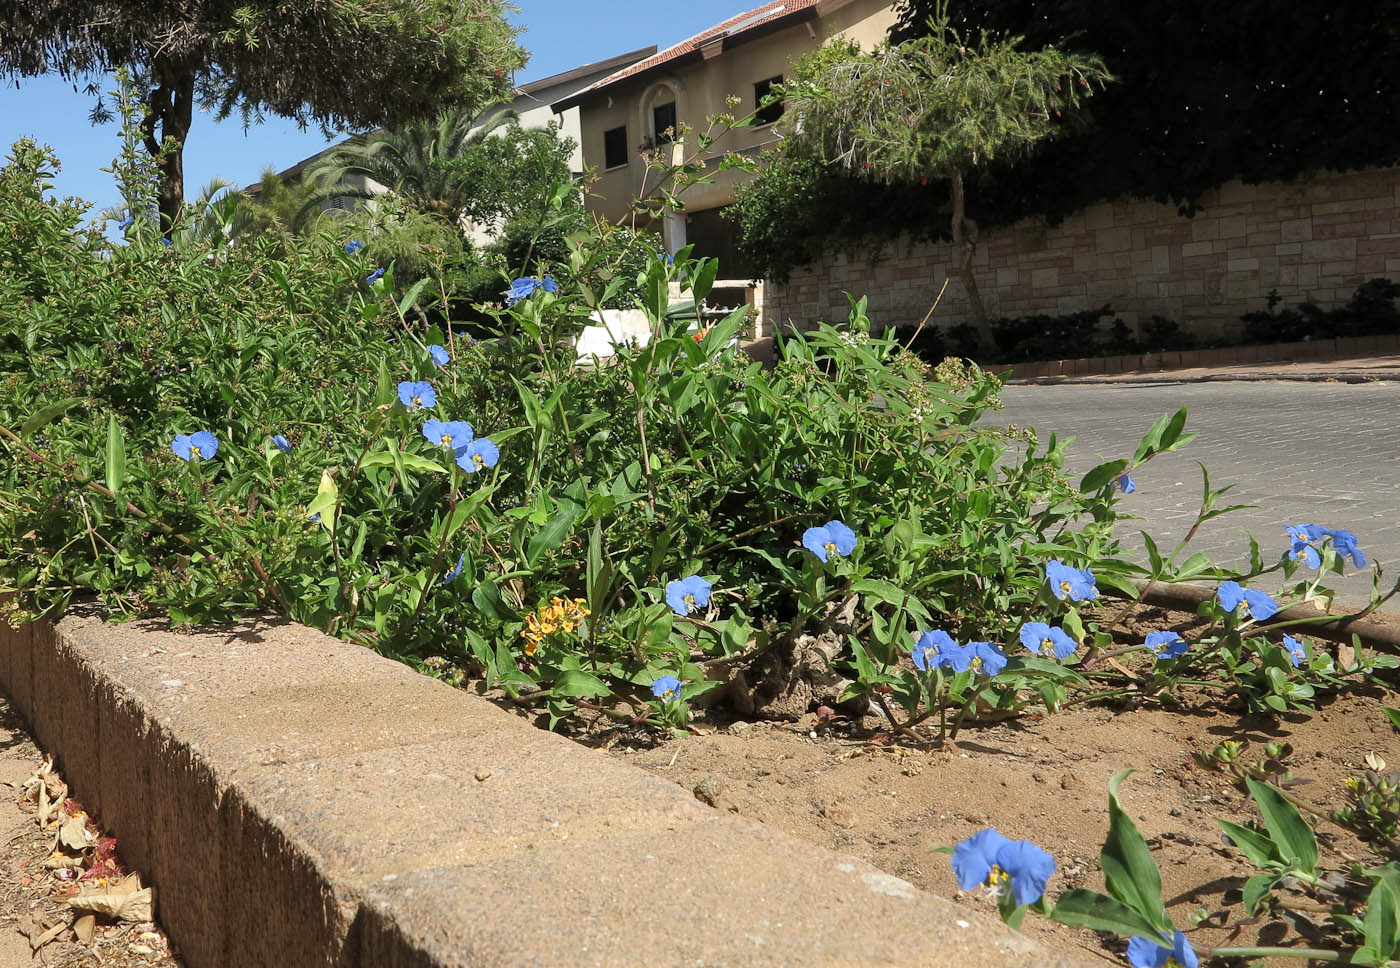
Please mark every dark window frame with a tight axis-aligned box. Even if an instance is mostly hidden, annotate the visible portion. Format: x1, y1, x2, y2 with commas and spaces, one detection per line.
754, 75, 784, 126
603, 125, 628, 170
651, 101, 677, 144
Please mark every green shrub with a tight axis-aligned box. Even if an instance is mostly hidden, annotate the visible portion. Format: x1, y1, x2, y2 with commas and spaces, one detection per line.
1242, 279, 1400, 344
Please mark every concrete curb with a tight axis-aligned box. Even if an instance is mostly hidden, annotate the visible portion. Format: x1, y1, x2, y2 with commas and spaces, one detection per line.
995, 332, 1400, 382
0, 614, 1087, 968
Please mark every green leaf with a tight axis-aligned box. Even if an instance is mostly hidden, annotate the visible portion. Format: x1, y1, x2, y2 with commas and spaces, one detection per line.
397, 278, 431, 319
552, 668, 610, 699
1050, 889, 1166, 939
20, 397, 81, 437
1383, 706, 1400, 732
1242, 873, 1279, 916
1080, 459, 1130, 493
1101, 770, 1171, 931
1216, 819, 1282, 869
1362, 870, 1400, 959
104, 414, 126, 495
305, 470, 339, 532
1245, 777, 1318, 873
526, 500, 582, 567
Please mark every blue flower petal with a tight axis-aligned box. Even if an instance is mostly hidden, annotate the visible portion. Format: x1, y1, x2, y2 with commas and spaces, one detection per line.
1217, 580, 1245, 612
428, 344, 450, 366
913, 629, 958, 671
651, 675, 683, 702
1282, 634, 1306, 667
802, 526, 832, 562
951, 829, 1011, 892
994, 839, 1056, 906
456, 438, 498, 474
442, 553, 465, 585
271, 434, 292, 453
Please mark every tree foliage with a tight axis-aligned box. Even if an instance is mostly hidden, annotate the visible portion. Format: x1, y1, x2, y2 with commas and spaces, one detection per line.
0, 0, 524, 229
890, 0, 1400, 222
770, 16, 1108, 348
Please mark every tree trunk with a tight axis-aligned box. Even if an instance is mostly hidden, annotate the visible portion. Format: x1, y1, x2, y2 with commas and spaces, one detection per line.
949, 170, 995, 357
142, 57, 196, 237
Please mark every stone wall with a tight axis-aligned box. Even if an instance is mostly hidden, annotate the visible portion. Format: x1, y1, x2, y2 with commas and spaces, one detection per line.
759, 166, 1400, 340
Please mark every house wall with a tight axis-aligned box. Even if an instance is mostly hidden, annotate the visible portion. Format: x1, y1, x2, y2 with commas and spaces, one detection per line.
758, 165, 1400, 340
578, 0, 897, 229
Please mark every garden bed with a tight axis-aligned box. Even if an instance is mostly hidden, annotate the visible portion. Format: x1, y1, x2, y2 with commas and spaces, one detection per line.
585, 603, 1400, 967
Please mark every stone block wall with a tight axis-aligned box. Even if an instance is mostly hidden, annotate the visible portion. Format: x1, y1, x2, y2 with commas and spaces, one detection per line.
758, 166, 1400, 340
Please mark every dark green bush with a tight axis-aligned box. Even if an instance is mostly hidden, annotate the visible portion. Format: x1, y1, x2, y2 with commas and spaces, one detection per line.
1242, 280, 1400, 345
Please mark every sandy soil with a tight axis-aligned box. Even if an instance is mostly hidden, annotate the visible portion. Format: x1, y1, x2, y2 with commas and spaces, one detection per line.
602, 681, 1399, 965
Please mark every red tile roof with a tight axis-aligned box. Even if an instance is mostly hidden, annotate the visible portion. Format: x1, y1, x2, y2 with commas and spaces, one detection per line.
555, 1, 830, 108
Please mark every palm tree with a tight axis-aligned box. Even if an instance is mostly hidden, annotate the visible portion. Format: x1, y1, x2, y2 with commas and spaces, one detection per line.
299, 105, 518, 227
101, 178, 257, 248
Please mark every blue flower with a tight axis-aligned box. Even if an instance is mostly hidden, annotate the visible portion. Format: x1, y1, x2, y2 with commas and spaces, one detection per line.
665, 575, 712, 616
345, 240, 365, 254
456, 438, 499, 474
1127, 931, 1198, 968
1019, 622, 1078, 660
159, 237, 172, 248
270, 434, 292, 453
1326, 527, 1366, 568
442, 553, 464, 585
397, 381, 436, 411
428, 344, 450, 366
1281, 634, 1306, 668
1288, 540, 1321, 569
1217, 581, 1279, 620
951, 829, 1056, 906
117, 216, 133, 230
366, 267, 386, 285
965, 641, 1008, 677
422, 418, 473, 449
1145, 630, 1189, 660
1046, 560, 1099, 602
1118, 473, 1136, 494
651, 675, 683, 702
171, 431, 218, 461
802, 520, 858, 562
912, 629, 958, 671
503, 275, 559, 305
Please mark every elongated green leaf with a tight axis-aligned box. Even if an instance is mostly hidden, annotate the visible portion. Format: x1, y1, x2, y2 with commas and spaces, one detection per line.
552, 669, 610, 698
1216, 819, 1282, 869
1362, 871, 1400, 960
1050, 889, 1165, 939
1383, 706, 1400, 732
305, 470, 339, 532
1102, 770, 1171, 931
20, 397, 82, 437
104, 414, 126, 495
526, 501, 582, 567
1245, 777, 1317, 873
397, 278, 431, 319
1080, 459, 1130, 493
1132, 411, 1172, 464
689, 256, 719, 305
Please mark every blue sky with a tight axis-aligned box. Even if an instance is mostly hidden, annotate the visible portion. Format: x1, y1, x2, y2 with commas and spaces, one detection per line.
0, 1, 747, 214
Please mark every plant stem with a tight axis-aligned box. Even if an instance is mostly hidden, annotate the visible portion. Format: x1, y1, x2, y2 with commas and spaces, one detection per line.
1206, 946, 1381, 964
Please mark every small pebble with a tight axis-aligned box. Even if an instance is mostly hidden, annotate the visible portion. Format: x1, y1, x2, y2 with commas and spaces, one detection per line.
474, 767, 492, 782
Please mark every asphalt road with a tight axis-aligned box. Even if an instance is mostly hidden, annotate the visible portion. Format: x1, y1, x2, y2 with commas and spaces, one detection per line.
990, 381, 1400, 606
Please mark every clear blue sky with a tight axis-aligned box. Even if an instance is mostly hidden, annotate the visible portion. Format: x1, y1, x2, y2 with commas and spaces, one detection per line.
0, 1, 747, 215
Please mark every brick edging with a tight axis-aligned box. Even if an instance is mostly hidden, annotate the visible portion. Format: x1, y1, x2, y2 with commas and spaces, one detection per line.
0, 613, 1085, 968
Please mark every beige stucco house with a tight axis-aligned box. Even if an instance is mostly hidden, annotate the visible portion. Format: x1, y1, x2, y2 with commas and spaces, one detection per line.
552, 0, 895, 276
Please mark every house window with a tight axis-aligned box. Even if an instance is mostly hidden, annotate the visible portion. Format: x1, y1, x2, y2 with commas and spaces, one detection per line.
754, 75, 784, 126
652, 101, 677, 144
603, 125, 628, 169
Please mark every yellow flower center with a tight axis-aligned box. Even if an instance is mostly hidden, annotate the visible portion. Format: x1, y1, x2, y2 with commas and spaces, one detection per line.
412, 395, 423, 407
982, 865, 1012, 899
190, 445, 203, 458
1041, 636, 1055, 655
1059, 579, 1072, 596
472, 453, 485, 467
825, 541, 838, 558
661, 688, 676, 701
920, 646, 938, 664
684, 593, 696, 610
